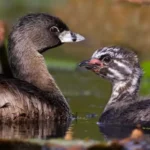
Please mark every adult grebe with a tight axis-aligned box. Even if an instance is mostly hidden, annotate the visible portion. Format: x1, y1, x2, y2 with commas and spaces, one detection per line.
0, 13, 84, 123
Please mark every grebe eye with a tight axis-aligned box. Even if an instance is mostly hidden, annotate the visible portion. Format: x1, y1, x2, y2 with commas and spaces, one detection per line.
103, 55, 111, 63
100, 55, 111, 63
50, 26, 59, 33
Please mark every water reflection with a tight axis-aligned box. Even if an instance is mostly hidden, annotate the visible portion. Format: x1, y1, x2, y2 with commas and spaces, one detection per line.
0, 121, 71, 139
98, 124, 135, 140
0, 70, 149, 140
98, 124, 150, 141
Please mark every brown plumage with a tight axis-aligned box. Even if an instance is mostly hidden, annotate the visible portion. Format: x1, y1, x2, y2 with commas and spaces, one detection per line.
0, 13, 84, 123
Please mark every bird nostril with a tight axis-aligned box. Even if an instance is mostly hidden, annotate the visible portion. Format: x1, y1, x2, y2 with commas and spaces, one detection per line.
72, 37, 76, 42
71, 32, 76, 42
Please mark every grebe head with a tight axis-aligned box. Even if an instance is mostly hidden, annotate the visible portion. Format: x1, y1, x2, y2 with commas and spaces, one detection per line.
79, 46, 142, 83
9, 13, 85, 53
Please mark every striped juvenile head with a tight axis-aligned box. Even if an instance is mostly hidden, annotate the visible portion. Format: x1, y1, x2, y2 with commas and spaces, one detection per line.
79, 46, 142, 83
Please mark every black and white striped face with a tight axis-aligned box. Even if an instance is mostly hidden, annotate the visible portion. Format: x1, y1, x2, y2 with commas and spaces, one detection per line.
79, 46, 140, 82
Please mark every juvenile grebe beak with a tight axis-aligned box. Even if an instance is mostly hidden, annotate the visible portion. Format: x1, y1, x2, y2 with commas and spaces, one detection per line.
59, 30, 85, 43
79, 59, 90, 68
89, 59, 102, 66
79, 58, 103, 70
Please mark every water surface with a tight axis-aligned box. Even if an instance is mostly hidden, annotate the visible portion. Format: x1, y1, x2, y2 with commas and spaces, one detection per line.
1, 69, 150, 141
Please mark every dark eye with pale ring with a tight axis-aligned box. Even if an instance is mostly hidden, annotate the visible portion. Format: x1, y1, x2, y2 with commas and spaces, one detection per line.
103, 56, 111, 63
50, 26, 60, 33
100, 55, 111, 63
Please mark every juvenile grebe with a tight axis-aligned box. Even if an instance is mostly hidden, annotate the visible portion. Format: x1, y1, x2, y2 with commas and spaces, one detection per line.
79, 46, 150, 126
0, 13, 84, 123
